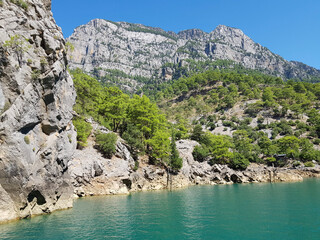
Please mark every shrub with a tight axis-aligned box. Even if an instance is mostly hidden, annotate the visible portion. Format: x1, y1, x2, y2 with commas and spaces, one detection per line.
95, 132, 117, 158
313, 139, 320, 145
292, 161, 301, 167
0, 101, 11, 114
122, 124, 144, 153
190, 125, 204, 142
133, 161, 139, 171
10, 0, 28, 10
192, 145, 209, 162
229, 153, 250, 170
304, 161, 315, 168
207, 122, 216, 131
222, 120, 235, 128
24, 135, 30, 144
265, 157, 277, 166
31, 69, 40, 80
73, 117, 92, 148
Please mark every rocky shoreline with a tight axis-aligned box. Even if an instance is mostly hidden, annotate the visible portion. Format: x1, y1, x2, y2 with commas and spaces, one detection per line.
69, 135, 320, 198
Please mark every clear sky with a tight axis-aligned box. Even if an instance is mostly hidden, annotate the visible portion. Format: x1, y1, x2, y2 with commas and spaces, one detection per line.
52, 0, 320, 69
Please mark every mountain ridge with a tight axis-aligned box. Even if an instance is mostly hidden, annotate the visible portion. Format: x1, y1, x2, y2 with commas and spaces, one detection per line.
67, 19, 320, 92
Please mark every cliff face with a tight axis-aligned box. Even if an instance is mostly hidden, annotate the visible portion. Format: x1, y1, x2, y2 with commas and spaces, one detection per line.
67, 19, 320, 90
0, 0, 76, 222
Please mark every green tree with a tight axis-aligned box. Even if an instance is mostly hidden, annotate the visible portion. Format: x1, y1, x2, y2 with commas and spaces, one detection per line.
276, 136, 300, 159
192, 145, 209, 162
73, 117, 92, 148
95, 132, 117, 158
122, 124, 144, 153
262, 87, 276, 108
4, 34, 30, 66
202, 133, 233, 165
233, 130, 256, 161
191, 124, 204, 142
145, 130, 170, 165
170, 132, 183, 170
230, 153, 250, 170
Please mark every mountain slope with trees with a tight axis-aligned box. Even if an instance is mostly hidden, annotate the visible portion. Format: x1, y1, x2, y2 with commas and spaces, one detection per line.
67, 19, 320, 92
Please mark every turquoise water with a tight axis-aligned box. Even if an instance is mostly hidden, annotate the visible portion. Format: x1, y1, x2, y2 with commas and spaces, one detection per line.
1, 179, 320, 240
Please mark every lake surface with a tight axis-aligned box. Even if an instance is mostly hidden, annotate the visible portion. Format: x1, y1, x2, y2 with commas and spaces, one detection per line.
1, 179, 320, 240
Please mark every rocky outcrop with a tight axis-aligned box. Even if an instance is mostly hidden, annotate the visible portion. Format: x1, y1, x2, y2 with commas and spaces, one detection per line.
68, 120, 135, 196
0, 0, 76, 223
67, 19, 320, 90
68, 136, 319, 198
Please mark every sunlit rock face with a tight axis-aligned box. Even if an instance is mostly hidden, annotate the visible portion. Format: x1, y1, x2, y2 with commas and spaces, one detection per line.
0, 0, 76, 223
68, 19, 320, 91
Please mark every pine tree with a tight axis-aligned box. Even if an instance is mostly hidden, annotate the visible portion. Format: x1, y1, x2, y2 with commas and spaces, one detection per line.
170, 131, 183, 171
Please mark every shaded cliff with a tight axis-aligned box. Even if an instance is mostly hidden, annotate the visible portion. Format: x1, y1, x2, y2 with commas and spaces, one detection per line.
0, 0, 76, 222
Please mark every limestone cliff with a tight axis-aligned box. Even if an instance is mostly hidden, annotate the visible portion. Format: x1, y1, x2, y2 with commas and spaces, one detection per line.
0, 0, 76, 222
67, 19, 320, 91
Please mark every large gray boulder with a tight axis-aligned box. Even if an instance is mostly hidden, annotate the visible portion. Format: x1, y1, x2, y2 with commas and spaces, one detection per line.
0, 0, 76, 223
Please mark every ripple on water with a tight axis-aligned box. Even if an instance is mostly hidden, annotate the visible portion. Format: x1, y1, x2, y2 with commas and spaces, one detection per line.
1, 179, 320, 240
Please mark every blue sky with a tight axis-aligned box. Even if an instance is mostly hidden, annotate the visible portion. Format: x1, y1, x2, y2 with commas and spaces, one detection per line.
52, 0, 320, 69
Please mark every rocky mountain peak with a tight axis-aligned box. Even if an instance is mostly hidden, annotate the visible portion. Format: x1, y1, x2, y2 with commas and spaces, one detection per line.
67, 19, 320, 91
178, 29, 208, 40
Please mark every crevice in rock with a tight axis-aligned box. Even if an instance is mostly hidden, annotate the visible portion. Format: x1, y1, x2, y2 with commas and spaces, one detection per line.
42, 123, 58, 135
43, 93, 55, 106
19, 121, 40, 134
56, 158, 68, 173
27, 190, 46, 205
122, 178, 132, 190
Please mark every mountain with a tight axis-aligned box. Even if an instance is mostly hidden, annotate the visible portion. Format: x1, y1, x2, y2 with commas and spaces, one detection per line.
0, 0, 76, 222
67, 19, 320, 90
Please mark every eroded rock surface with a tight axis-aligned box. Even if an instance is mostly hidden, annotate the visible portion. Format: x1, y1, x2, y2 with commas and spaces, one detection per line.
68, 19, 320, 91
69, 135, 319, 198
0, 0, 76, 223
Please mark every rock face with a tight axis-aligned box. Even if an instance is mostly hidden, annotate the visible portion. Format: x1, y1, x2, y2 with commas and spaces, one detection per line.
68, 19, 320, 91
69, 134, 319, 198
0, 0, 76, 223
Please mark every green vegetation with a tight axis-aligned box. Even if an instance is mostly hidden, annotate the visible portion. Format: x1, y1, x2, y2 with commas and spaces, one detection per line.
3, 35, 30, 66
140, 68, 320, 169
65, 42, 75, 53
0, 101, 11, 114
73, 117, 92, 148
24, 135, 30, 144
9, 0, 28, 10
91, 68, 150, 91
72, 69, 183, 170
304, 161, 315, 168
0, 1, 4, 7
169, 132, 183, 171
73, 60, 320, 170
95, 132, 117, 158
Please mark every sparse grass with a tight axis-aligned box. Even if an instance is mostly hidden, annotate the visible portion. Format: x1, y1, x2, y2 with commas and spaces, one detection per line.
10, 0, 28, 10
31, 69, 40, 80
1, 101, 11, 115
40, 57, 48, 67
